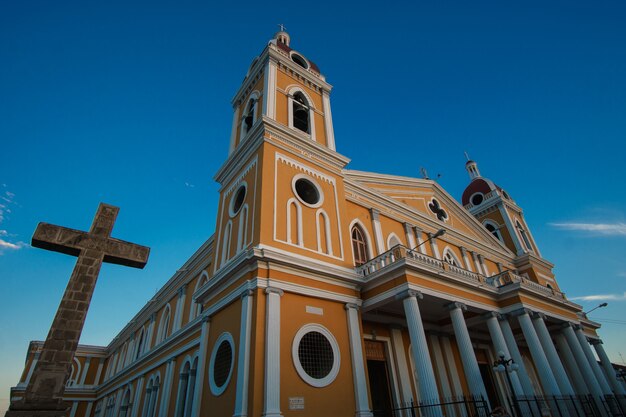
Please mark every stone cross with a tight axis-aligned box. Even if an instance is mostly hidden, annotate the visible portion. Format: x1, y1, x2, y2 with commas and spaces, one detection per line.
7, 203, 149, 417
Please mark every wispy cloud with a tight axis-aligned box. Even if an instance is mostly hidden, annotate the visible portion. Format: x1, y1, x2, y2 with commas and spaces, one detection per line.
184, 182, 195, 188
550, 222, 626, 236
0, 238, 27, 252
570, 292, 626, 302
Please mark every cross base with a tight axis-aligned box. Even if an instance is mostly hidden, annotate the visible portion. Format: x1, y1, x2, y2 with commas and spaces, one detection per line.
5, 399, 70, 417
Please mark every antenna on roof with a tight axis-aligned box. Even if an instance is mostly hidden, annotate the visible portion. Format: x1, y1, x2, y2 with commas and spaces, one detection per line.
420, 167, 429, 180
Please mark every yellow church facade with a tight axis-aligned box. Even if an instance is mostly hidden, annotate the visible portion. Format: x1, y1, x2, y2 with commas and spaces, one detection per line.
9, 31, 626, 417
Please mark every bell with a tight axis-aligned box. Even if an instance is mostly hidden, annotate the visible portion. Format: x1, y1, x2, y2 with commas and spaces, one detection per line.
244, 115, 253, 131
294, 107, 308, 132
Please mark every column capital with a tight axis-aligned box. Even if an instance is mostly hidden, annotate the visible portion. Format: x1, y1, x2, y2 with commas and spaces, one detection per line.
178, 284, 188, 297
403, 222, 413, 231
369, 208, 380, 220
477, 254, 485, 262
446, 302, 467, 312
470, 251, 479, 261
345, 303, 360, 311
531, 312, 547, 321
413, 226, 422, 234
241, 289, 254, 299
265, 287, 284, 296
588, 337, 602, 345
483, 311, 501, 320
395, 289, 423, 301
201, 315, 211, 324
509, 308, 533, 317
460, 246, 468, 256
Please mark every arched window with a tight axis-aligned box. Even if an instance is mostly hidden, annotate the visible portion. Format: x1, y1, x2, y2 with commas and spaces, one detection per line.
118, 389, 131, 417
144, 375, 160, 417
135, 328, 145, 360
220, 221, 232, 266
66, 357, 81, 387
94, 401, 103, 417
156, 306, 171, 345
443, 248, 461, 267
351, 225, 370, 266
292, 92, 310, 134
236, 204, 249, 253
387, 234, 402, 250
483, 221, 503, 242
316, 209, 332, 255
286, 198, 303, 246
243, 99, 256, 134
190, 272, 209, 321
516, 221, 533, 251
175, 357, 198, 417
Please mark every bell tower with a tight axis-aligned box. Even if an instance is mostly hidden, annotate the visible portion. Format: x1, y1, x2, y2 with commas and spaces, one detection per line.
213, 29, 351, 276
228, 29, 337, 155
461, 159, 559, 289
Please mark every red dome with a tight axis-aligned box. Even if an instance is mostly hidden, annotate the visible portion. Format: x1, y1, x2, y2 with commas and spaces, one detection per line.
461, 178, 501, 206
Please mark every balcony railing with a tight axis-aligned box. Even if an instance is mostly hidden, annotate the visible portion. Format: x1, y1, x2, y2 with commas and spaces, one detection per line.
356, 245, 570, 303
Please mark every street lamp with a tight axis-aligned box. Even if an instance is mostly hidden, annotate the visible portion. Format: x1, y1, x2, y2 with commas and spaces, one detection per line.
584, 302, 608, 315
493, 351, 522, 417
411, 228, 446, 251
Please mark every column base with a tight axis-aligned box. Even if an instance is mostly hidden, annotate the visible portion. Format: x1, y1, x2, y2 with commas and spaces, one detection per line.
261, 413, 283, 417
355, 411, 374, 417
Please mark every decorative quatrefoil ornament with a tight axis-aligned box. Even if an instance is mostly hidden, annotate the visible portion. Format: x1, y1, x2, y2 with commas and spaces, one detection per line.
428, 198, 448, 222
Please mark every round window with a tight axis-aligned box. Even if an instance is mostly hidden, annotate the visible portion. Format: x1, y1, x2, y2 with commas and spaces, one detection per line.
209, 333, 235, 396
471, 193, 484, 206
293, 176, 322, 207
229, 183, 247, 217
292, 324, 340, 387
291, 53, 309, 69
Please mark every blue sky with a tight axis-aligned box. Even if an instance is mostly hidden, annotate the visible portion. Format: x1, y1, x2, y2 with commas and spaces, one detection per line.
1, 0, 626, 411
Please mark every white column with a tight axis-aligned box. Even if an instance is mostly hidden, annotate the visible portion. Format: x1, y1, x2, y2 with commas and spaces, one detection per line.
173, 285, 187, 333
499, 316, 536, 396
531, 313, 575, 395
477, 255, 489, 276
234, 290, 254, 417
390, 328, 413, 406
79, 357, 91, 386
370, 209, 385, 255
428, 233, 441, 259
575, 329, 613, 395
84, 402, 94, 417
262, 59, 277, 119
484, 313, 524, 397
404, 223, 416, 249
413, 227, 426, 254
440, 337, 466, 401
158, 358, 176, 417
591, 339, 626, 395
398, 290, 442, 416
471, 252, 483, 275
515, 310, 561, 396
562, 324, 608, 416
229, 105, 241, 154
174, 370, 189, 417
429, 334, 455, 416
321, 90, 336, 151
345, 304, 374, 417
130, 377, 143, 417
460, 247, 473, 272
190, 316, 211, 417
183, 368, 197, 417
554, 334, 589, 395
447, 303, 489, 402
262, 287, 283, 417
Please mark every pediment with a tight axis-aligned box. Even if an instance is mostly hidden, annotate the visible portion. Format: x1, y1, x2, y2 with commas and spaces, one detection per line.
344, 170, 513, 256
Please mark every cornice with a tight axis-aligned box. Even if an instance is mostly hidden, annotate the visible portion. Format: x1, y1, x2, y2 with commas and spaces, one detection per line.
268, 46, 332, 92
105, 236, 214, 352
514, 252, 555, 270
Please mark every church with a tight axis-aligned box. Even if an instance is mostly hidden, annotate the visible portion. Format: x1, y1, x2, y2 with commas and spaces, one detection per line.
8, 30, 626, 417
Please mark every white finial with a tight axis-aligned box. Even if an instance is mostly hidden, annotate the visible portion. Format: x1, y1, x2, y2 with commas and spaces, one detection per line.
274, 24, 290, 46
465, 158, 481, 180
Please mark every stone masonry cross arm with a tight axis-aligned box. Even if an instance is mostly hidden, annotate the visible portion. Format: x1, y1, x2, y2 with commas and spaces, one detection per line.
32, 204, 149, 268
